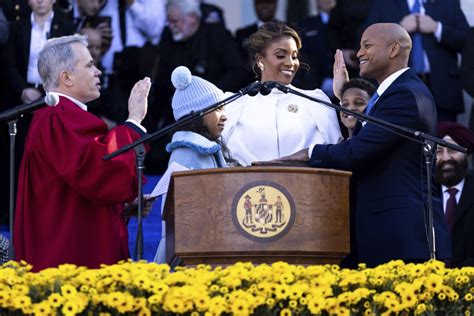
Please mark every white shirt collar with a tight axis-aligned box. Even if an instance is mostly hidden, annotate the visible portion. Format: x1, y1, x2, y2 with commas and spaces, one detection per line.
441, 179, 465, 197
53, 92, 88, 111
30, 11, 54, 29
441, 179, 465, 212
376, 68, 410, 97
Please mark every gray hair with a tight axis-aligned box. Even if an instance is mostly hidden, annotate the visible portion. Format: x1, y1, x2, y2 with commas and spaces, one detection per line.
38, 34, 88, 91
166, 0, 202, 19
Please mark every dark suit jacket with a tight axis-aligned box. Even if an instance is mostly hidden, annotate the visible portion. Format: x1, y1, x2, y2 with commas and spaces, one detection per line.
450, 172, 474, 267
365, 0, 469, 114
235, 23, 259, 75
293, 15, 332, 90
460, 28, 474, 131
5, 9, 74, 101
328, 0, 374, 51
310, 68, 451, 267
235, 23, 258, 57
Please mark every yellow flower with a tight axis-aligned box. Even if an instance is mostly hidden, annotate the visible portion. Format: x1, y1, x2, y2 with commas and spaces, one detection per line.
164, 297, 186, 314
61, 300, 79, 316
13, 295, 31, 310
105, 291, 125, 308
465, 293, 473, 302
231, 298, 250, 316
423, 274, 443, 293
274, 284, 290, 300
13, 284, 29, 296
280, 308, 292, 316
48, 293, 64, 307
220, 286, 229, 294
449, 292, 459, 301
400, 290, 417, 308
415, 303, 427, 315
209, 284, 219, 292
266, 298, 275, 307
288, 300, 298, 309
0, 290, 11, 304
61, 284, 78, 296
308, 296, 325, 314
33, 301, 53, 315
148, 293, 164, 305
208, 296, 227, 315
194, 294, 211, 312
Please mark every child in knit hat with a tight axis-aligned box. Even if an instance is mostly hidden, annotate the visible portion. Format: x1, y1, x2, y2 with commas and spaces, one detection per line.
154, 66, 229, 263
166, 65, 229, 169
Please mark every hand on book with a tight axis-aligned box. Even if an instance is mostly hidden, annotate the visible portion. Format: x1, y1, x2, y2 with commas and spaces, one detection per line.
275, 148, 310, 162
124, 194, 157, 218
251, 149, 310, 166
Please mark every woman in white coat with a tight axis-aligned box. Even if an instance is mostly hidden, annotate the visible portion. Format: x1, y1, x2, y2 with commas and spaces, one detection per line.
222, 21, 342, 166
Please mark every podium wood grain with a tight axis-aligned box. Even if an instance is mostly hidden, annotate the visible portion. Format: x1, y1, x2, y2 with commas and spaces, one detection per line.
164, 167, 351, 266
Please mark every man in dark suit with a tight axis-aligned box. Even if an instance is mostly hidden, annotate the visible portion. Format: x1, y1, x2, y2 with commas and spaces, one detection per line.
281, 23, 451, 267
435, 122, 474, 267
294, 0, 336, 92
461, 27, 474, 133
5, 1, 75, 105
365, 0, 469, 122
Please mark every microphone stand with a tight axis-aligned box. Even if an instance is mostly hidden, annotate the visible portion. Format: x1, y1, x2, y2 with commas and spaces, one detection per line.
7, 119, 17, 260
271, 82, 466, 260
104, 81, 262, 261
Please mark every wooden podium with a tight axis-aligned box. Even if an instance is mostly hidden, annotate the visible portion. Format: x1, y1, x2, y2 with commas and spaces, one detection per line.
163, 166, 351, 267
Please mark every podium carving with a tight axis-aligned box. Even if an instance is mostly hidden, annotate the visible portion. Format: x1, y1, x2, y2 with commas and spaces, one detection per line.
163, 166, 351, 267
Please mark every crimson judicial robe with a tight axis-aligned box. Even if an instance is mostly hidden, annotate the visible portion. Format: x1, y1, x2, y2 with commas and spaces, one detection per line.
14, 96, 143, 271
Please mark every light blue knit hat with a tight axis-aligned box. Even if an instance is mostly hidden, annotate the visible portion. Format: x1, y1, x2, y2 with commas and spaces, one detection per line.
171, 66, 224, 120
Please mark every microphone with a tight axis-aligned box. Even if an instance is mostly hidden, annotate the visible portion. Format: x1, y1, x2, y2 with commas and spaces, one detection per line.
0, 93, 60, 122
272, 82, 290, 94
260, 81, 276, 95
240, 81, 263, 97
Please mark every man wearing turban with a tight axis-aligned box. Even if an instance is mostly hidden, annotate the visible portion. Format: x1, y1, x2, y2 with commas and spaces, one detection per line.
436, 122, 474, 267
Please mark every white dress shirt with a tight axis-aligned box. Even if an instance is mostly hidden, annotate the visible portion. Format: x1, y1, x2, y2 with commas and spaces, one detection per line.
98, 0, 166, 73
27, 12, 54, 86
441, 180, 465, 214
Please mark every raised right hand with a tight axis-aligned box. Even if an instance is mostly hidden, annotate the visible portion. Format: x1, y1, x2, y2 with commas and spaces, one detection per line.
127, 77, 151, 123
332, 49, 350, 100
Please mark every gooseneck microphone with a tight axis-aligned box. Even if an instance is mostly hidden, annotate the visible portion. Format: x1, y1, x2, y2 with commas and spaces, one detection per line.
242, 81, 278, 96
0, 93, 60, 122
259, 81, 276, 95
240, 81, 263, 96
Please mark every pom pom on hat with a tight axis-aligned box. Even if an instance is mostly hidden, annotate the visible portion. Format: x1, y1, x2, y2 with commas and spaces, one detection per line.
171, 66, 224, 120
437, 122, 474, 154
171, 66, 192, 90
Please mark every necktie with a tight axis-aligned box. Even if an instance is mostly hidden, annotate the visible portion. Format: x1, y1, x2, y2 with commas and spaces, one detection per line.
365, 92, 379, 115
445, 187, 458, 233
411, 0, 425, 74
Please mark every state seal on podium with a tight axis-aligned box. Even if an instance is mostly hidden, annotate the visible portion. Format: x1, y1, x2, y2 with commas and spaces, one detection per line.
231, 181, 296, 242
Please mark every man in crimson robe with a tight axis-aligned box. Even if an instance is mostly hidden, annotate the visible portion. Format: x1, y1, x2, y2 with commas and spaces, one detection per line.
13, 34, 151, 271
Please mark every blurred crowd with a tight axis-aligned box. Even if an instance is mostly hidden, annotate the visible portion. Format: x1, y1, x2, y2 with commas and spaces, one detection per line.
0, 0, 473, 223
